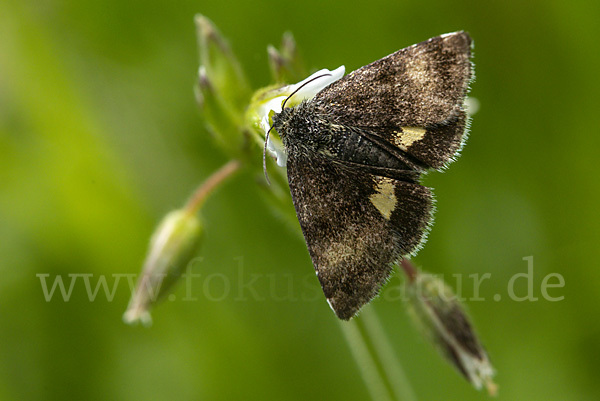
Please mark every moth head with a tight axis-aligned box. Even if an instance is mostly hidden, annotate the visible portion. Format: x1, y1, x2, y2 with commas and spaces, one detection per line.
270, 107, 294, 140
262, 71, 341, 184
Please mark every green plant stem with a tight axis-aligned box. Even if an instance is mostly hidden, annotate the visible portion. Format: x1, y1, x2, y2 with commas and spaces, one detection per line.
339, 318, 393, 401
339, 306, 418, 401
360, 307, 418, 401
184, 159, 242, 215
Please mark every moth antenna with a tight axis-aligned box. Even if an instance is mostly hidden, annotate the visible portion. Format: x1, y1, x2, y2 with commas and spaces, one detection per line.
263, 73, 333, 185
281, 73, 332, 110
263, 125, 274, 185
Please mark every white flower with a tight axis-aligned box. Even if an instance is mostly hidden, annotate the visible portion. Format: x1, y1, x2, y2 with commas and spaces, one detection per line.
257, 66, 345, 166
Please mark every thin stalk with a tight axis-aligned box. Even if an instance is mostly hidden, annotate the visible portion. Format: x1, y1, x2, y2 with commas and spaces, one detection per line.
184, 159, 241, 215
399, 258, 417, 283
339, 319, 393, 401
360, 307, 418, 401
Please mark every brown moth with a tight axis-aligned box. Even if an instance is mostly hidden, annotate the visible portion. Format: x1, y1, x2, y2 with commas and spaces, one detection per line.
271, 32, 474, 319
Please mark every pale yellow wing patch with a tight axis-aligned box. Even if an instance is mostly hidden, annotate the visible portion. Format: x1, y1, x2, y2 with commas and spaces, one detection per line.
369, 177, 397, 220
393, 127, 426, 151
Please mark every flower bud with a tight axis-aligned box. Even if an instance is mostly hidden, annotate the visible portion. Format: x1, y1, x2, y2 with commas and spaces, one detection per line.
195, 14, 250, 113
268, 32, 306, 84
405, 267, 497, 395
195, 66, 244, 155
280, 32, 297, 62
124, 210, 203, 325
267, 45, 287, 84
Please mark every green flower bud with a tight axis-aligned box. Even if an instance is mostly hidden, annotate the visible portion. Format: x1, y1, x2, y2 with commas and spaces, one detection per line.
124, 210, 203, 326
268, 32, 306, 84
195, 14, 250, 113
404, 265, 497, 395
280, 32, 298, 64
195, 66, 245, 156
267, 45, 286, 84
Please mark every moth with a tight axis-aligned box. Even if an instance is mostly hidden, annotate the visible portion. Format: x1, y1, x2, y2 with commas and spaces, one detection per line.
269, 32, 473, 320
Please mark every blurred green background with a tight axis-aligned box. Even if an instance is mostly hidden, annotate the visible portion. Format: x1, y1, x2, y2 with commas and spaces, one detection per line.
1, 0, 599, 400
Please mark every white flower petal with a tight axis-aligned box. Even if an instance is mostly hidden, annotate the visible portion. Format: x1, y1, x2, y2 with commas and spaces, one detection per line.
258, 95, 286, 132
266, 136, 287, 167
287, 66, 346, 102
